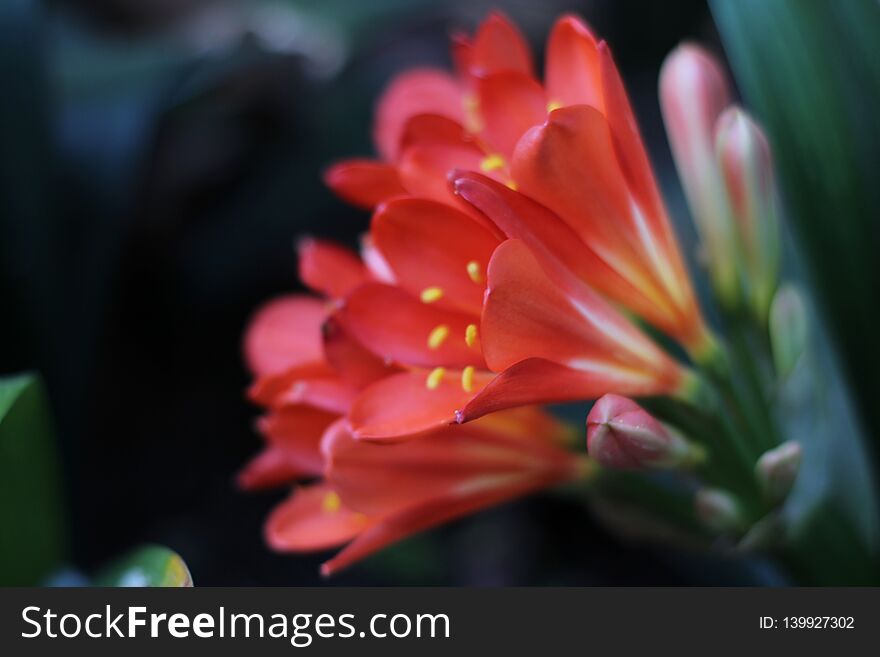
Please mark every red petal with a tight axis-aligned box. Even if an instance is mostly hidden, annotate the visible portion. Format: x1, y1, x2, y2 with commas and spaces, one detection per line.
458, 357, 680, 423
257, 405, 340, 478
322, 315, 399, 389
470, 11, 534, 77
374, 69, 465, 161
476, 71, 546, 157
266, 483, 371, 553
272, 377, 357, 415
323, 159, 406, 209
482, 240, 675, 375
545, 15, 603, 109
325, 417, 571, 516
512, 106, 683, 329
334, 283, 484, 369
452, 171, 668, 327
248, 361, 336, 407
598, 43, 664, 236
399, 114, 470, 152
237, 447, 307, 491
347, 369, 492, 441
297, 238, 369, 299
371, 198, 499, 315
321, 470, 560, 576
243, 295, 327, 377
512, 105, 638, 253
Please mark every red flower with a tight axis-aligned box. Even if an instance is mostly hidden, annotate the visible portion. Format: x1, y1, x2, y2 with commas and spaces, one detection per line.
239, 237, 586, 575
325, 12, 712, 355
267, 410, 586, 576
239, 11, 725, 573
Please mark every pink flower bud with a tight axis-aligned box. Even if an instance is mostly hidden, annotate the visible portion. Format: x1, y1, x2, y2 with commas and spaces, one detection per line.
586, 394, 693, 470
756, 441, 801, 505
660, 44, 739, 304
716, 107, 780, 320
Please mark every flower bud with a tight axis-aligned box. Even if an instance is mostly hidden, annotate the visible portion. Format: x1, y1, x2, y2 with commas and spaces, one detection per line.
756, 441, 802, 505
769, 285, 808, 378
716, 107, 780, 321
660, 44, 739, 305
586, 394, 696, 470
695, 488, 745, 534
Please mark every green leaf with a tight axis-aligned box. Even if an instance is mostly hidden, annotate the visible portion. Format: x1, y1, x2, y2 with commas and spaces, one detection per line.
93, 545, 193, 587
0, 373, 67, 585
710, 0, 880, 451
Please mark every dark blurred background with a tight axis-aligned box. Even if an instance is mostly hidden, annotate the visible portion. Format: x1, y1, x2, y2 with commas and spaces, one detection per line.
0, 0, 775, 585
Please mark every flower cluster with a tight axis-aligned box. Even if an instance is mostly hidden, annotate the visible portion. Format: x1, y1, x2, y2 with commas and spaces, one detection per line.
239, 12, 790, 575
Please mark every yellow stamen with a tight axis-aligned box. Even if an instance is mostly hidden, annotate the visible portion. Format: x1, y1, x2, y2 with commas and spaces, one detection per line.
461, 366, 475, 393
426, 367, 446, 390
480, 154, 506, 172
547, 100, 563, 112
465, 323, 478, 348
420, 286, 444, 303
427, 324, 450, 349
505, 180, 519, 191
466, 260, 483, 284
322, 491, 341, 513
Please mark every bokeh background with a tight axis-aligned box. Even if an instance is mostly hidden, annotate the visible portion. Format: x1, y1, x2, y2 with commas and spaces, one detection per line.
1, 0, 795, 585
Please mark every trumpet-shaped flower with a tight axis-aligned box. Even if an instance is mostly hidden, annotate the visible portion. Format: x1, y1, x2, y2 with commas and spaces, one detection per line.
325, 13, 713, 354
267, 412, 587, 576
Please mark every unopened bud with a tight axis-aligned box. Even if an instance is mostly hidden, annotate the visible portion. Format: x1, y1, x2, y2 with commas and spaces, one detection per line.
716, 107, 780, 320
660, 44, 739, 304
586, 395, 698, 470
756, 441, 802, 505
769, 285, 808, 378
695, 488, 745, 534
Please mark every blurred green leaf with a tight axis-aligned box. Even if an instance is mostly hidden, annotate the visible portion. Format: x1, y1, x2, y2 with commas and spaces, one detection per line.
94, 545, 193, 587
710, 0, 880, 447
0, 373, 66, 585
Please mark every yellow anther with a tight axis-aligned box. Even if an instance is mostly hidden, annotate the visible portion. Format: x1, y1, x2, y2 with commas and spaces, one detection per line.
505, 180, 519, 191
322, 491, 342, 513
461, 366, 476, 393
480, 154, 506, 172
466, 260, 483, 284
547, 100, 563, 112
427, 324, 450, 349
420, 286, 444, 303
465, 323, 478, 348
426, 367, 446, 390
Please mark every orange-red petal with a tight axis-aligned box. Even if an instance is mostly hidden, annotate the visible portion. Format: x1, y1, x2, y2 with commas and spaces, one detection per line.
476, 71, 546, 157
452, 171, 667, 326
371, 198, 499, 315
457, 357, 681, 423
243, 295, 327, 377
482, 240, 673, 374
322, 315, 399, 389
237, 447, 308, 491
545, 15, 603, 109
256, 405, 340, 477
374, 69, 465, 161
266, 483, 371, 552
320, 470, 560, 576
297, 238, 370, 299
469, 11, 534, 77
323, 159, 407, 209
334, 283, 484, 369
347, 369, 492, 441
